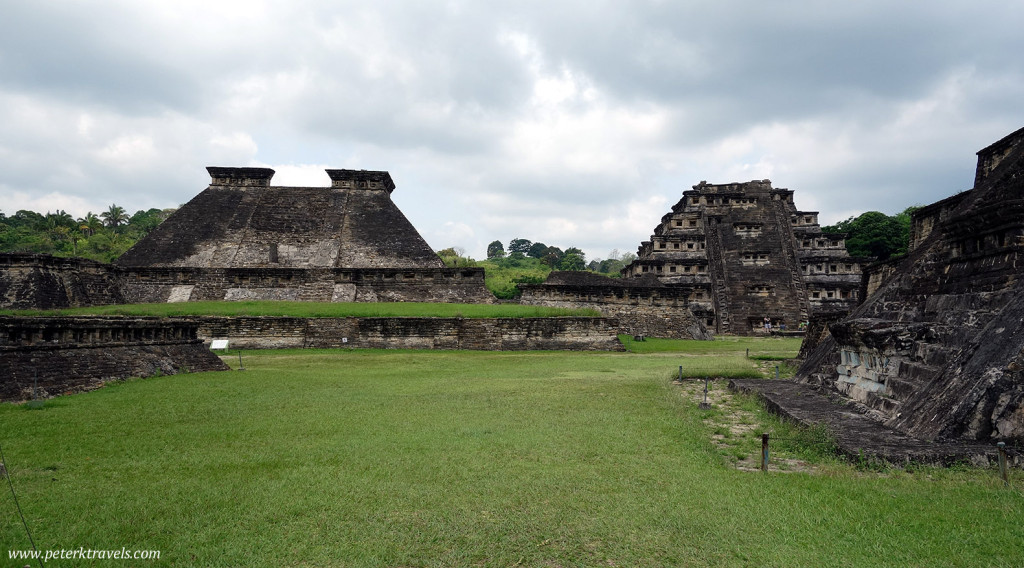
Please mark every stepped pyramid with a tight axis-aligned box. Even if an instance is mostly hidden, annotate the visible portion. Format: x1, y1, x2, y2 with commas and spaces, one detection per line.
114, 167, 492, 304
623, 180, 867, 334
117, 167, 443, 269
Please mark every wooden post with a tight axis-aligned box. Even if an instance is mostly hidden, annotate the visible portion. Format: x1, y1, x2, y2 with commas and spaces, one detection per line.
998, 442, 1009, 487
761, 433, 769, 472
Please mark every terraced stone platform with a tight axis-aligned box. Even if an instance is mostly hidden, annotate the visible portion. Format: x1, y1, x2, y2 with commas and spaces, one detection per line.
729, 378, 1020, 467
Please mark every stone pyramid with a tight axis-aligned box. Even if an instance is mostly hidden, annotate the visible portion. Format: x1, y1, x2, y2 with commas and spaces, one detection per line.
117, 167, 444, 270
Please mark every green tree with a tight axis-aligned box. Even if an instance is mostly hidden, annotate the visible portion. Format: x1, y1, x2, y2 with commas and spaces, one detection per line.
541, 245, 564, 268
101, 204, 128, 229
46, 210, 76, 229
527, 242, 548, 258
508, 238, 532, 255
79, 212, 103, 237
824, 211, 907, 260
486, 240, 505, 259
436, 247, 475, 268
558, 252, 586, 271
10, 210, 45, 229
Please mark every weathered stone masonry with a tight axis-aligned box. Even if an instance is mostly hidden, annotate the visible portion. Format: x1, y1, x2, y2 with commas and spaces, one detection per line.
0, 253, 124, 309
119, 266, 492, 304
518, 272, 712, 340
190, 315, 624, 351
110, 166, 494, 304
622, 180, 868, 335
797, 126, 1024, 444
1, 316, 229, 402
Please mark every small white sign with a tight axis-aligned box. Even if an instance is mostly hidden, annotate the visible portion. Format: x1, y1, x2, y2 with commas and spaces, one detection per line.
210, 339, 230, 350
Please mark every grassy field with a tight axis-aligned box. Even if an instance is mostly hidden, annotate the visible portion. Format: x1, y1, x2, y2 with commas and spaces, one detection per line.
0, 300, 600, 319
1, 339, 1022, 566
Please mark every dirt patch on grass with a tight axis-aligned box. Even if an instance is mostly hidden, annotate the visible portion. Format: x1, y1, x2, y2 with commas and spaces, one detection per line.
675, 377, 819, 474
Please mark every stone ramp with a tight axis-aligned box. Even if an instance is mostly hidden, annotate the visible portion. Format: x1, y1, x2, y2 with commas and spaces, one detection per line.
728, 379, 1017, 467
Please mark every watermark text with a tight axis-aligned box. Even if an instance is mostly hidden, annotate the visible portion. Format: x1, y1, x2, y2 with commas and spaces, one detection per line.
9, 547, 161, 562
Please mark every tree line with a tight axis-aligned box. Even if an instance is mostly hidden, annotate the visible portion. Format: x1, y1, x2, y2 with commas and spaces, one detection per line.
483, 238, 637, 274
0, 205, 175, 263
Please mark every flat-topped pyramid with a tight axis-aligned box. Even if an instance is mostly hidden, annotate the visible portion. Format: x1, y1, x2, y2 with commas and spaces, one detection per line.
117, 167, 444, 269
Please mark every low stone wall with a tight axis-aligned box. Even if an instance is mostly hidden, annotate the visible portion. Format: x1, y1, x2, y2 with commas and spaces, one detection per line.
518, 274, 712, 340
0, 316, 229, 402
189, 316, 624, 351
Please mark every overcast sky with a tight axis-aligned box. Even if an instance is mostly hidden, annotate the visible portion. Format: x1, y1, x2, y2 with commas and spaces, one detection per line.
2, 1, 1023, 261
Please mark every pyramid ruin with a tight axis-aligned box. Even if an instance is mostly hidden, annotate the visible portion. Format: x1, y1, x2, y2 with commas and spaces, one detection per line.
113, 167, 492, 304
622, 180, 868, 335
798, 126, 1024, 443
117, 167, 443, 269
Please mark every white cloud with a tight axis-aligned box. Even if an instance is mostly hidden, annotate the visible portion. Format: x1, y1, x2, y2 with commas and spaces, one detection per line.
1, 0, 1024, 260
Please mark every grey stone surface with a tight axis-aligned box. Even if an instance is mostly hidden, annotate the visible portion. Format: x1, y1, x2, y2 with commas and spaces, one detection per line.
0, 254, 124, 309
730, 378, 1019, 467
622, 180, 869, 335
116, 167, 444, 270
0, 316, 229, 401
519, 272, 712, 340
189, 315, 624, 351
797, 126, 1024, 445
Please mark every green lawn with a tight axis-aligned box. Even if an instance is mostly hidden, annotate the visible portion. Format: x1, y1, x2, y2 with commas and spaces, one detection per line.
0, 300, 600, 319
1, 341, 1021, 566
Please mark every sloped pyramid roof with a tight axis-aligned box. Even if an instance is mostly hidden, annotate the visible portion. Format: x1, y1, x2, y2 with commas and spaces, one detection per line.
116, 167, 444, 269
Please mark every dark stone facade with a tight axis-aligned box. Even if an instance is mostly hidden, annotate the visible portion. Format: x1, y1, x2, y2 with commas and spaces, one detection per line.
518, 272, 712, 340
0, 167, 493, 308
117, 167, 444, 269
0, 254, 125, 309
190, 315, 624, 351
797, 126, 1024, 444
119, 266, 493, 304
1, 316, 229, 401
622, 180, 869, 335
111, 167, 491, 303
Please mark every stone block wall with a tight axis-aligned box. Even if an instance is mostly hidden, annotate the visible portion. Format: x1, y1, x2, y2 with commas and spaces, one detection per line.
0, 254, 124, 309
518, 272, 713, 340
189, 316, 624, 351
0, 255, 496, 309
0, 316, 229, 401
119, 266, 495, 304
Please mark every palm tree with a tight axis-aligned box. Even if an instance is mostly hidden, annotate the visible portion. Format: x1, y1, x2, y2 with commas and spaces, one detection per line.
79, 212, 102, 236
100, 204, 128, 229
46, 210, 75, 229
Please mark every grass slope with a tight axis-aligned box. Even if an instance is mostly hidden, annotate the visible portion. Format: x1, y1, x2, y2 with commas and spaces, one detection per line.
0, 300, 600, 318
1, 341, 1021, 566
